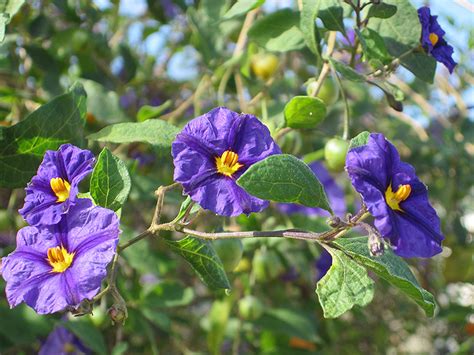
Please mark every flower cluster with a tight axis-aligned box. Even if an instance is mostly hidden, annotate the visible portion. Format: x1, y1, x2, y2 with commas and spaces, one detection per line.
418, 6, 457, 73
172, 107, 281, 216
1, 145, 120, 314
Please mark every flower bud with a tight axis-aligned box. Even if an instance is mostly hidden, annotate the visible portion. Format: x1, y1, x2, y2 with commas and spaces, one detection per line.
108, 303, 128, 325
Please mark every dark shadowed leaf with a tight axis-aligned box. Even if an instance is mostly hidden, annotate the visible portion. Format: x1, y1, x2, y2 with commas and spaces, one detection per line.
366, 2, 397, 19
163, 236, 231, 290
0, 83, 86, 188
318, 0, 345, 34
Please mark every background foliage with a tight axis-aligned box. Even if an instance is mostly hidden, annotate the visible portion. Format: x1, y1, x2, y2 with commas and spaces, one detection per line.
0, 0, 473, 354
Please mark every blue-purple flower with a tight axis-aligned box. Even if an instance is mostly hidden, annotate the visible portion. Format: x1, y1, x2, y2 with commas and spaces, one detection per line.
39, 326, 90, 355
418, 6, 457, 73
345, 133, 444, 258
172, 107, 281, 216
315, 249, 332, 281
1, 199, 119, 314
278, 161, 346, 217
19, 144, 95, 226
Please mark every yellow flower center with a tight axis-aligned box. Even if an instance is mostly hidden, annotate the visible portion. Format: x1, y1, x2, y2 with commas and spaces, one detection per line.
47, 245, 75, 273
215, 150, 243, 177
385, 183, 411, 212
50, 177, 71, 202
429, 33, 439, 47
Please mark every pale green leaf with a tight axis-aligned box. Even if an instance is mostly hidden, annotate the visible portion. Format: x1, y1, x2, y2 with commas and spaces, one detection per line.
90, 148, 131, 211
316, 247, 374, 318
87, 119, 180, 149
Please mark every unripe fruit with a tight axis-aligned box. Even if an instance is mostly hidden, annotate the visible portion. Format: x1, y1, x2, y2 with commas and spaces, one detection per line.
324, 137, 349, 172
307, 78, 339, 105
213, 239, 243, 272
238, 295, 264, 320
251, 53, 279, 81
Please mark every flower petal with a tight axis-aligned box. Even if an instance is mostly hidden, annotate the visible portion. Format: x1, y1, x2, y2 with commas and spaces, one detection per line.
188, 176, 268, 216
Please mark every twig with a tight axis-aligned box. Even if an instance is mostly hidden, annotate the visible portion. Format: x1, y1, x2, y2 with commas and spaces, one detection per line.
161, 76, 210, 122
309, 31, 337, 98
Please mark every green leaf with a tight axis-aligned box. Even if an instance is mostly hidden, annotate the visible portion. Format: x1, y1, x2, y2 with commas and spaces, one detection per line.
366, 2, 397, 19
348, 131, 370, 149
63, 319, 107, 355
90, 148, 131, 211
0, 303, 52, 346
357, 28, 391, 64
284, 96, 327, 129
163, 236, 231, 290
368, 0, 420, 57
400, 52, 437, 84
237, 154, 332, 212
87, 119, 180, 149
300, 0, 322, 56
318, 0, 345, 34
223, 0, 265, 19
136, 100, 172, 122
255, 308, 319, 342
142, 280, 194, 308
316, 246, 374, 318
333, 237, 436, 316
248, 9, 305, 52
207, 298, 232, 354
329, 58, 365, 82
82, 80, 128, 123
0, 0, 25, 42
172, 196, 201, 223
0, 83, 86, 188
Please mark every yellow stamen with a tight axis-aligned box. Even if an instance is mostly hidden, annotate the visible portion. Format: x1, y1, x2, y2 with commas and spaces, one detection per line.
47, 245, 75, 273
50, 177, 71, 202
215, 150, 243, 177
429, 33, 439, 46
385, 183, 411, 212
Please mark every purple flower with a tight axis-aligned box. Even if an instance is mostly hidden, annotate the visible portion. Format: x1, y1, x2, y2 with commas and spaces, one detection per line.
19, 144, 95, 226
39, 326, 90, 355
172, 107, 281, 216
1, 199, 120, 314
345, 133, 444, 258
315, 249, 332, 281
278, 161, 346, 217
418, 7, 457, 73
